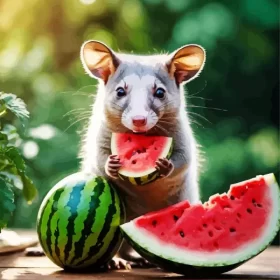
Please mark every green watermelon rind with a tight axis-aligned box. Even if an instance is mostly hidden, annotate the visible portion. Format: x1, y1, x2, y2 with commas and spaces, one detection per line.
111, 133, 173, 185
121, 231, 246, 276
37, 172, 126, 270
120, 174, 280, 275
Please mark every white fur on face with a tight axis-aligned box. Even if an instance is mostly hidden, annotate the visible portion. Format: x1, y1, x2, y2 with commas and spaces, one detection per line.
119, 74, 163, 133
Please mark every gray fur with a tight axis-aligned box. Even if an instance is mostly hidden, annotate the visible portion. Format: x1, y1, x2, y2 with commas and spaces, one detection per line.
80, 48, 202, 210
79, 42, 205, 262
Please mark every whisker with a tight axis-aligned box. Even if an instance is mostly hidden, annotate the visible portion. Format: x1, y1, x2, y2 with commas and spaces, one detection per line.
160, 115, 179, 121
162, 108, 178, 114
188, 105, 227, 112
153, 126, 161, 135
111, 102, 124, 113
111, 106, 123, 112
72, 86, 97, 96
155, 124, 169, 135
188, 116, 204, 128
110, 106, 123, 113
156, 110, 178, 118
158, 120, 176, 126
65, 110, 92, 118
67, 116, 91, 124
111, 101, 123, 109
188, 81, 208, 97
111, 105, 122, 111
63, 108, 90, 118
187, 96, 212, 101
156, 100, 176, 111
58, 86, 96, 97
111, 109, 123, 114
63, 116, 90, 132
188, 111, 212, 124
72, 92, 92, 97
107, 116, 122, 121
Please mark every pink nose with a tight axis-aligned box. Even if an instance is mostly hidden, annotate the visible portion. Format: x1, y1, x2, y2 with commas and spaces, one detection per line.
132, 116, 147, 127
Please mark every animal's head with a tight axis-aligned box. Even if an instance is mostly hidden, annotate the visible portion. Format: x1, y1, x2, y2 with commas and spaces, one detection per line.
81, 41, 205, 134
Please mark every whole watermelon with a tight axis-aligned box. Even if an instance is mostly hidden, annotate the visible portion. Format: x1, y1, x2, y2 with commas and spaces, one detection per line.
37, 172, 125, 270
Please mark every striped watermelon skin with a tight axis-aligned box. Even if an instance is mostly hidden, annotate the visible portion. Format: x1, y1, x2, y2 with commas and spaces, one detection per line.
37, 173, 125, 269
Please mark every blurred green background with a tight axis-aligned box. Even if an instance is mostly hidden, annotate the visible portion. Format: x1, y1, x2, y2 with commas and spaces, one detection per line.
0, 0, 279, 237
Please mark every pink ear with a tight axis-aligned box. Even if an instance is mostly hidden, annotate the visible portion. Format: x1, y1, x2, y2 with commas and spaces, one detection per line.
167, 44, 206, 84
81, 40, 119, 83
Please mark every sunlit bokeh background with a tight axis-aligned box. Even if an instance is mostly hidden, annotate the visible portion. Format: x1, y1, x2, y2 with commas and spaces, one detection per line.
0, 0, 279, 241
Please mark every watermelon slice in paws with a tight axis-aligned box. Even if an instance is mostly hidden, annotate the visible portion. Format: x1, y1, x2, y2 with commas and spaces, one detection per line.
121, 174, 280, 276
111, 133, 173, 185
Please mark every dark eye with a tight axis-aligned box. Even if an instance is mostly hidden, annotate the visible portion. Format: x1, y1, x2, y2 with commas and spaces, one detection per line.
154, 87, 165, 99
116, 87, 126, 97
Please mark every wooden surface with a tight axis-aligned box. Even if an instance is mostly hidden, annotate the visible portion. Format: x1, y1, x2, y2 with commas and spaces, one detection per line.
0, 231, 279, 280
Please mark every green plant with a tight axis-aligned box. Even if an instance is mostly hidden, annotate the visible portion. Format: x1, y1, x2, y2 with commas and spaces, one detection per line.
0, 92, 37, 232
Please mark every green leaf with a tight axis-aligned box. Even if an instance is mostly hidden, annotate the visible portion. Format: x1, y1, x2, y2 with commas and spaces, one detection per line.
3, 147, 26, 172
0, 147, 37, 203
20, 173, 37, 204
0, 177, 16, 232
1, 124, 20, 146
0, 172, 23, 190
0, 92, 29, 122
0, 153, 12, 172
0, 131, 8, 147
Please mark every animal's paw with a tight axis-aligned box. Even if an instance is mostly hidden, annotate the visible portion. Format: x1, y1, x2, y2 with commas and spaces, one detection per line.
155, 158, 174, 178
128, 257, 155, 268
107, 257, 131, 270
105, 155, 122, 179
118, 246, 156, 269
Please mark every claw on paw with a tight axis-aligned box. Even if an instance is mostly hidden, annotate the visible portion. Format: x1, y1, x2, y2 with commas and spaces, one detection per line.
107, 257, 131, 270
105, 155, 122, 179
155, 157, 174, 178
129, 258, 156, 268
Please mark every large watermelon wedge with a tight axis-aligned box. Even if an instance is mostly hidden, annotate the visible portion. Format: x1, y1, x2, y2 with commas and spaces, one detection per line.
121, 174, 280, 275
111, 133, 173, 185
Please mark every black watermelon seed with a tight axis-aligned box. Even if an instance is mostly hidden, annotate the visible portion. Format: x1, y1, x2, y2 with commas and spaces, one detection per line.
173, 215, 179, 221
247, 208, 252, 214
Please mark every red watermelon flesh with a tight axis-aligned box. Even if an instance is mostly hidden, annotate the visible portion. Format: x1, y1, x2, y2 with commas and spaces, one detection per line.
111, 133, 172, 179
136, 176, 270, 252
121, 174, 280, 267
